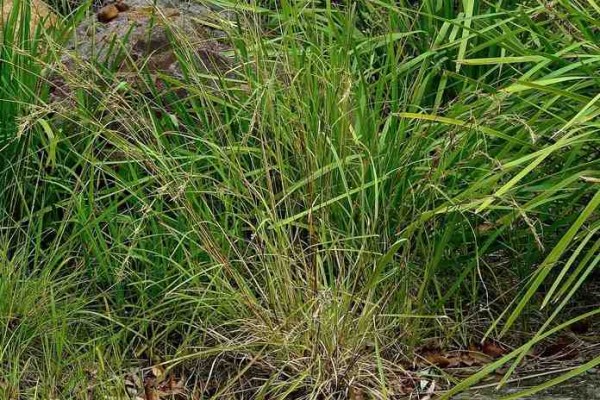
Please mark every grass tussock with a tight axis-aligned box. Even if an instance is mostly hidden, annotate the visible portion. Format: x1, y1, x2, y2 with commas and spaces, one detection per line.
1, 0, 599, 398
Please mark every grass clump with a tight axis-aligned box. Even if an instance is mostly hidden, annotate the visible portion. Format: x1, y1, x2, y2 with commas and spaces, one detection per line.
1, 0, 599, 398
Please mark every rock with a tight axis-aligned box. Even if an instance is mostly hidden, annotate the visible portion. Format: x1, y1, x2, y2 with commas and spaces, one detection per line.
1, 0, 58, 34
63, 0, 231, 76
47, 0, 233, 108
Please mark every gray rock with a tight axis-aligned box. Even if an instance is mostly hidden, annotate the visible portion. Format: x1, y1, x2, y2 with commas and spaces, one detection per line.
64, 0, 231, 75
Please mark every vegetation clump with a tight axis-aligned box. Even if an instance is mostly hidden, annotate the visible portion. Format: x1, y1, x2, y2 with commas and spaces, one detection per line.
0, 0, 598, 398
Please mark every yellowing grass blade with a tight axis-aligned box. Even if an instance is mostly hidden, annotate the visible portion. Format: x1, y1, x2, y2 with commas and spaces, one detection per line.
458, 56, 549, 65
584, 0, 600, 14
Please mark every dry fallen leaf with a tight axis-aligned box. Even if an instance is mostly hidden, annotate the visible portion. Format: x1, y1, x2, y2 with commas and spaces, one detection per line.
424, 353, 451, 368
156, 373, 186, 397
388, 376, 416, 397
151, 365, 165, 380
482, 340, 506, 358
167, 374, 177, 391
459, 352, 476, 366
540, 336, 578, 360
445, 356, 462, 368
144, 376, 159, 400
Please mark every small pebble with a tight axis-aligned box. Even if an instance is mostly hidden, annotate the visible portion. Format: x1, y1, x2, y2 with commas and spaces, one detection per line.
97, 4, 119, 23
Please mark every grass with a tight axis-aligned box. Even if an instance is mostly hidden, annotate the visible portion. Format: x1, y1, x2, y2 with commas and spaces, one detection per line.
1, 0, 599, 398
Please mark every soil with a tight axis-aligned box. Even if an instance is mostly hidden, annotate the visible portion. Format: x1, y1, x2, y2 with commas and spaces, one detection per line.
456, 368, 600, 399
